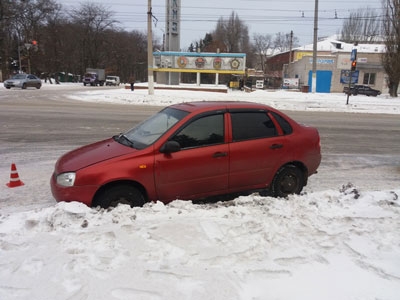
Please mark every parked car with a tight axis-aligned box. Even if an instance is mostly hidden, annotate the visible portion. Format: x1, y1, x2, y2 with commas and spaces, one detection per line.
343, 85, 381, 96
4, 74, 42, 89
51, 101, 321, 208
106, 76, 120, 86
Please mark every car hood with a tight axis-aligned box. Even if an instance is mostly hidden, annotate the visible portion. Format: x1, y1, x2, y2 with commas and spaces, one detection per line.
55, 138, 136, 173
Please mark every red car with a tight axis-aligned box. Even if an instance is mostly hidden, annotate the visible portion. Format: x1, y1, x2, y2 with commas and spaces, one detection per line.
51, 101, 321, 208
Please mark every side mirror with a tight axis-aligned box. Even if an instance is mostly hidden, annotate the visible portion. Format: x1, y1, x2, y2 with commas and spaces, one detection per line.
159, 141, 181, 154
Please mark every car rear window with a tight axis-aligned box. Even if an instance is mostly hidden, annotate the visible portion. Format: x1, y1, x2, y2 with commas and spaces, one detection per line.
270, 112, 293, 135
231, 112, 277, 141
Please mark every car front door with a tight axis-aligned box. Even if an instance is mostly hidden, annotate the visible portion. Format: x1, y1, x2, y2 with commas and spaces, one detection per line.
154, 112, 229, 201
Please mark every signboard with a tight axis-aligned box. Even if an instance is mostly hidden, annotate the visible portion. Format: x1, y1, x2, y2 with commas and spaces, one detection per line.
256, 80, 264, 89
166, 0, 180, 36
153, 51, 246, 74
340, 70, 359, 84
283, 78, 299, 89
351, 49, 357, 61
308, 58, 335, 65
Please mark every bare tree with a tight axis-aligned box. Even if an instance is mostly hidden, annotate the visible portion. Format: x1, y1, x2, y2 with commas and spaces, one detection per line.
253, 33, 272, 71
381, 0, 400, 97
1, 0, 59, 76
213, 11, 251, 53
0, 0, 14, 79
341, 7, 381, 43
273, 32, 299, 53
70, 3, 117, 72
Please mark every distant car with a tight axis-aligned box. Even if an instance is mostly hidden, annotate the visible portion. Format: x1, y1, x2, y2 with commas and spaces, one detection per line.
51, 101, 321, 208
343, 85, 381, 96
4, 74, 42, 89
105, 76, 120, 86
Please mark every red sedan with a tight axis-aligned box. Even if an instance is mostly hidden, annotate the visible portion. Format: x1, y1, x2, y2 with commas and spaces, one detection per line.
51, 101, 321, 208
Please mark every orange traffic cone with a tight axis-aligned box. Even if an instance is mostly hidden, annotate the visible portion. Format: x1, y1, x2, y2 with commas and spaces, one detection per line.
6, 163, 25, 188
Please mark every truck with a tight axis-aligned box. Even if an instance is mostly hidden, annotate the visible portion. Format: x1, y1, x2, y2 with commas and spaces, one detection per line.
83, 68, 105, 86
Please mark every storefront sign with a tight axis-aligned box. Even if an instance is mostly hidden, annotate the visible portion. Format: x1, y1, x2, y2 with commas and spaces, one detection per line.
153, 52, 246, 74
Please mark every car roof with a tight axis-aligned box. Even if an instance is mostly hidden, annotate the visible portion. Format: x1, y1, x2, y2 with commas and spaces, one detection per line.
169, 101, 276, 113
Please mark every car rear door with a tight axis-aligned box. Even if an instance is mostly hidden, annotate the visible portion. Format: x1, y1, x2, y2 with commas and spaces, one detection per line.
154, 112, 229, 201
227, 110, 288, 191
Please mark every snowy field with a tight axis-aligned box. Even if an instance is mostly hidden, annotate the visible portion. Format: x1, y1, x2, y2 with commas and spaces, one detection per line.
1, 83, 400, 300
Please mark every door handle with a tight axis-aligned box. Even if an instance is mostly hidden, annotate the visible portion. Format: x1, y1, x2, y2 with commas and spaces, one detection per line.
213, 152, 228, 158
270, 143, 283, 149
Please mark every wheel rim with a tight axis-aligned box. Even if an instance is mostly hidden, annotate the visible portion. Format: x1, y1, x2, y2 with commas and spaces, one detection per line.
279, 172, 300, 194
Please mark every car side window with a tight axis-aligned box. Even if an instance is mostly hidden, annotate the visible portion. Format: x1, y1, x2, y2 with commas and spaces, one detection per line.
270, 112, 293, 135
231, 112, 277, 142
170, 114, 224, 149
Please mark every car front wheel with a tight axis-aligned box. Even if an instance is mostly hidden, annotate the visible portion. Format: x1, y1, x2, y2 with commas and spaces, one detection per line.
94, 184, 146, 208
271, 165, 305, 198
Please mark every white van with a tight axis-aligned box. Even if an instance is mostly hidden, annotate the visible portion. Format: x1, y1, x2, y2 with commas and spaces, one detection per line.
105, 76, 120, 86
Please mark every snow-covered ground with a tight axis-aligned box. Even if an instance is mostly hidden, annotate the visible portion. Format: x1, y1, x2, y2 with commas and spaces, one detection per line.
1, 83, 399, 300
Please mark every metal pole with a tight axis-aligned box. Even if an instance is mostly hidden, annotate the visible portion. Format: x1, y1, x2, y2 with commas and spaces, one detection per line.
346, 70, 352, 105
147, 0, 154, 95
288, 30, 293, 78
18, 45, 22, 73
311, 0, 318, 93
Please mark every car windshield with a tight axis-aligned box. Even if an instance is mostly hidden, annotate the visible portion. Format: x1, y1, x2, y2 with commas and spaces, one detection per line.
115, 107, 189, 149
13, 74, 27, 79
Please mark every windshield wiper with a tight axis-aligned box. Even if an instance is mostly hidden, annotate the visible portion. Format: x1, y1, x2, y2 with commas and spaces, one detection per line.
114, 133, 135, 148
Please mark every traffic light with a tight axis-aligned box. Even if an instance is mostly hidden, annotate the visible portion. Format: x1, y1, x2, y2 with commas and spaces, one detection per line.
351, 60, 357, 71
31, 40, 38, 51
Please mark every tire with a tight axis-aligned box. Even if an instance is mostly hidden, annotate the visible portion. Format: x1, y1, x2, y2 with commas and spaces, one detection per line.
271, 165, 305, 198
36, 84, 41, 89
22, 83, 27, 89
94, 184, 145, 208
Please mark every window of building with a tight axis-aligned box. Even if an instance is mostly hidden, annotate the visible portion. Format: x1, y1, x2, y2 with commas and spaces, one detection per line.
363, 73, 376, 85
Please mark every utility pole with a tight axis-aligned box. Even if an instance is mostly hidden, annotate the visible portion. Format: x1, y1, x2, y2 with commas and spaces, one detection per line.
288, 30, 293, 78
311, 0, 318, 93
147, 0, 154, 95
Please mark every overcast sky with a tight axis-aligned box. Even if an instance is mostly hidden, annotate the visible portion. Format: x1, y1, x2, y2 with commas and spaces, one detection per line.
61, 0, 382, 49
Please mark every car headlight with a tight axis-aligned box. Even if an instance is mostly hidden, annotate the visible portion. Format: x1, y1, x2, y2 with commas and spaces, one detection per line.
56, 172, 76, 187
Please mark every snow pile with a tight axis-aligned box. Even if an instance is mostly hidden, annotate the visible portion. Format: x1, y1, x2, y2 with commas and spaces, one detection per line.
66, 84, 400, 115
1, 186, 399, 300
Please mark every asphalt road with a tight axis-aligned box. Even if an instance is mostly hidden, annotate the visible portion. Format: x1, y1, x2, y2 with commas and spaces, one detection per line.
1, 86, 399, 156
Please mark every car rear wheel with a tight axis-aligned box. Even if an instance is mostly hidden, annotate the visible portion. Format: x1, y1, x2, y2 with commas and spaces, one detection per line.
271, 165, 305, 198
94, 184, 145, 208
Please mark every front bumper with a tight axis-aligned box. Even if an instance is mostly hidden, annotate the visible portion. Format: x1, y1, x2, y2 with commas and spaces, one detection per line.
50, 174, 98, 207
